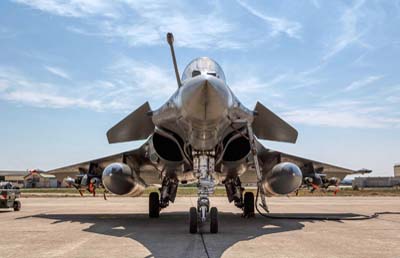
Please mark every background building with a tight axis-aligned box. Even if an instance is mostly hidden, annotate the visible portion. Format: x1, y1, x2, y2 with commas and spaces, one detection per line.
353, 176, 400, 189
395, 164, 400, 177
0, 170, 28, 188
23, 171, 58, 188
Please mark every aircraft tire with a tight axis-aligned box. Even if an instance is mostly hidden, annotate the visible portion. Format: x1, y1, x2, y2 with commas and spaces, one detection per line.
13, 201, 21, 211
210, 207, 218, 233
149, 192, 160, 218
243, 192, 254, 217
189, 207, 198, 234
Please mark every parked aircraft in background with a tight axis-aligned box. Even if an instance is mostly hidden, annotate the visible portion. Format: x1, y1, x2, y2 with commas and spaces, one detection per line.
299, 165, 371, 194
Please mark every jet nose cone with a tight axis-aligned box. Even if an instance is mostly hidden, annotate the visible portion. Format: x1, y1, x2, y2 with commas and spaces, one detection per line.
180, 75, 232, 122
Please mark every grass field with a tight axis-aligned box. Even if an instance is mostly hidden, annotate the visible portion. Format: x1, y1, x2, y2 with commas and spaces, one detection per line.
19, 186, 400, 197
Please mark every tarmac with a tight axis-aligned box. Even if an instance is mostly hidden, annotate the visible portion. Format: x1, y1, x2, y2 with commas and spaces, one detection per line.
1, 196, 399, 258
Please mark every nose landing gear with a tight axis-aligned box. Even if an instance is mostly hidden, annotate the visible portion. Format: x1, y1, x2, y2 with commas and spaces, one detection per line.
189, 205, 219, 234
210, 207, 218, 233
189, 207, 198, 233
189, 152, 219, 234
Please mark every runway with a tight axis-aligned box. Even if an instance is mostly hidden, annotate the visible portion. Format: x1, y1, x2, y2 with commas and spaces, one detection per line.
1, 197, 399, 258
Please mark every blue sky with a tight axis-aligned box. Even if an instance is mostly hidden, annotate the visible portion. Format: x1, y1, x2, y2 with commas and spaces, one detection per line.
0, 0, 399, 177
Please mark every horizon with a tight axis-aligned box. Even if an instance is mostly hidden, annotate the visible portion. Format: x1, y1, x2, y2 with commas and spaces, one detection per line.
1, 0, 399, 177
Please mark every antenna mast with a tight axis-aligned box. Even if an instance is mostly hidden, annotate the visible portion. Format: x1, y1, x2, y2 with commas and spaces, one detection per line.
166, 32, 182, 88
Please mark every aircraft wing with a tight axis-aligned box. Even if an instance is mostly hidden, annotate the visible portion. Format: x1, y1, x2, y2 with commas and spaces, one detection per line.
240, 140, 371, 184
252, 102, 298, 143
47, 142, 161, 185
107, 102, 155, 144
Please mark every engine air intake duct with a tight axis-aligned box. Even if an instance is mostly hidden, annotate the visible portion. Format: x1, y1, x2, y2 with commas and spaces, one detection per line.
152, 133, 183, 162
222, 135, 251, 162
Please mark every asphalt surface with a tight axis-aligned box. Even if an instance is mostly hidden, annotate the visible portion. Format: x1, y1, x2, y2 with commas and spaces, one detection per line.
1, 196, 399, 258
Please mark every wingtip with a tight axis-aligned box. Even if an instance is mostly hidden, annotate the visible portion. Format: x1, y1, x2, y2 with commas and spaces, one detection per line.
106, 126, 116, 144
357, 168, 373, 174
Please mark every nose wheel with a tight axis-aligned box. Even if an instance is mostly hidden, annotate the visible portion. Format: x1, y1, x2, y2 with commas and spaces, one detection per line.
189, 207, 198, 233
13, 200, 21, 211
189, 206, 219, 234
210, 207, 218, 233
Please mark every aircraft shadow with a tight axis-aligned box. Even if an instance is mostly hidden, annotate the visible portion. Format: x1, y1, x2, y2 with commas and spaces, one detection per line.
0, 210, 13, 213
27, 211, 363, 258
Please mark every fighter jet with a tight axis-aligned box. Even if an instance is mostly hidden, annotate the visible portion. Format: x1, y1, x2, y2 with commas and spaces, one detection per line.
48, 33, 370, 234
299, 164, 372, 194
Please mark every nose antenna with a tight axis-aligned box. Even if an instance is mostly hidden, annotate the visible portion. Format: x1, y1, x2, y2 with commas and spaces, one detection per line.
167, 33, 182, 88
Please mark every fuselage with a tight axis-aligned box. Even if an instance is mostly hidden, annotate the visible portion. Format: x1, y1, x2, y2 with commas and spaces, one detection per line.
152, 57, 253, 151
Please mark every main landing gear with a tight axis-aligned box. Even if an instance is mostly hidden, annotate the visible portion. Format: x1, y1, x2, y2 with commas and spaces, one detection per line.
149, 176, 179, 218
225, 177, 255, 218
149, 192, 160, 218
243, 192, 255, 218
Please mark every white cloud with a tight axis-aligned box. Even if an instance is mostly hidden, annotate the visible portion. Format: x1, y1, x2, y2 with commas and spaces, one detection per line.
12, 0, 118, 18
44, 65, 70, 79
236, 0, 302, 39
0, 59, 176, 112
230, 75, 287, 94
281, 97, 400, 128
323, 0, 367, 60
0, 25, 17, 38
387, 95, 400, 103
0, 66, 101, 110
107, 57, 176, 95
310, 0, 321, 9
95, 14, 239, 49
0, 80, 9, 91
229, 66, 320, 98
284, 109, 371, 128
284, 107, 398, 128
344, 75, 382, 91
14, 0, 243, 49
13, 0, 302, 49
3, 90, 102, 110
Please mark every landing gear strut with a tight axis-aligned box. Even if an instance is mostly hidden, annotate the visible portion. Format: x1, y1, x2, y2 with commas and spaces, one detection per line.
159, 176, 178, 208
189, 152, 218, 233
224, 177, 244, 209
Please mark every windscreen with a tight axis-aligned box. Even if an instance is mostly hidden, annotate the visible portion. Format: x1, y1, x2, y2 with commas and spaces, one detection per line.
181, 57, 226, 82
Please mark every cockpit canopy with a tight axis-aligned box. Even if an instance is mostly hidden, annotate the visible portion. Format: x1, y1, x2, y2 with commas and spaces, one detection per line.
181, 57, 226, 82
